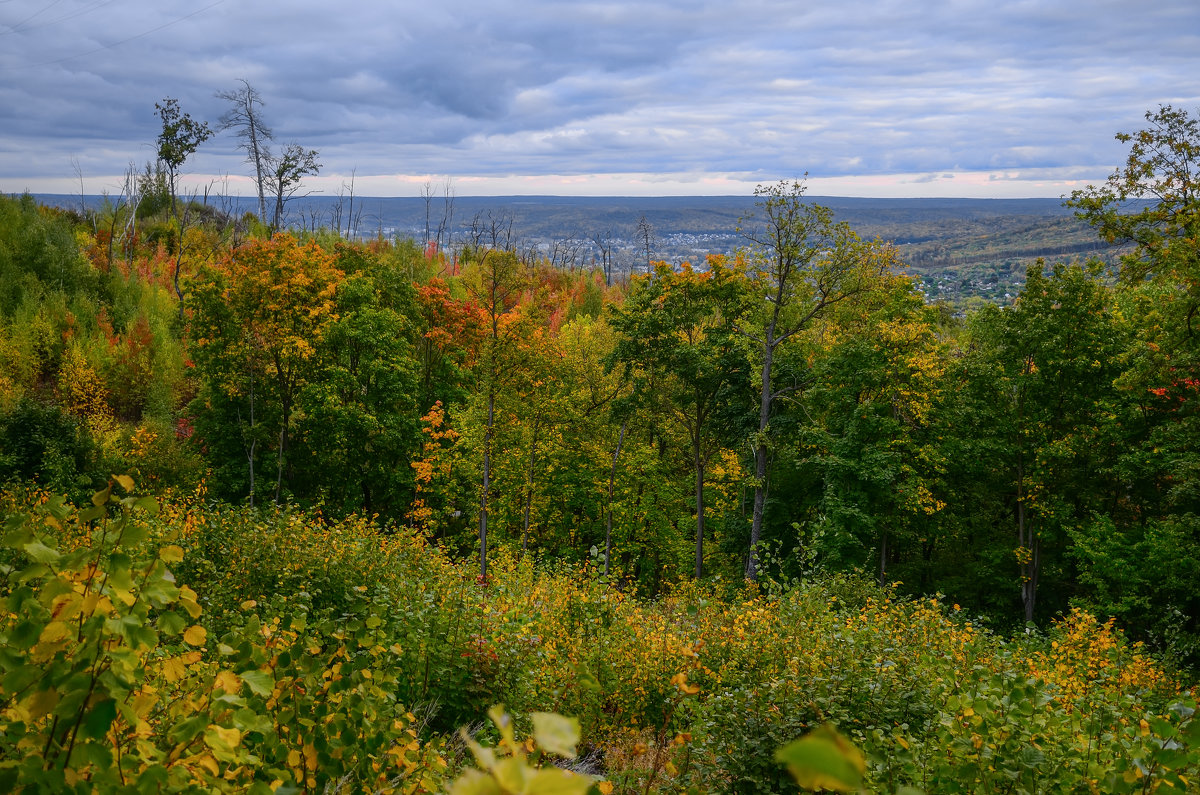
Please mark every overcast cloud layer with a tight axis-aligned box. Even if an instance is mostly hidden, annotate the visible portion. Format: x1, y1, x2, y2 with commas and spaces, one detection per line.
2, 0, 1197, 197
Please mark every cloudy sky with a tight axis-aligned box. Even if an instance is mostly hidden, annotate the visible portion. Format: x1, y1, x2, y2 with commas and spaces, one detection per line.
1, 0, 1197, 198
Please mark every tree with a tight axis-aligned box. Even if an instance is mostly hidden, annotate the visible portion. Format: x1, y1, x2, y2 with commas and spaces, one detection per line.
217, 80, 273, 224
189, 235, 342, 504
963, 262, 1124, 623
1066, 106, 1200, 660
154, 98, 213, 219
266, 143, 321, 231
1067, 105, 1200, 294
635, 215, 655, 272
293, 267, 422, 518
738, 179, 892, 579
610, 257, 750, 577
464, 248, 527, 579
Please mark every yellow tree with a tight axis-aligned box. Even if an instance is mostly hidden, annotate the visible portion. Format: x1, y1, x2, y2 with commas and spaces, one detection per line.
188, 234, 342, 504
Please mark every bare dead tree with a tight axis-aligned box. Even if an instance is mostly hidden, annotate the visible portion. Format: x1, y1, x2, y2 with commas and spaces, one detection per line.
71, 157, 89, 222
466, 211, 487, 249
421, 180, 435, 244
435, 178, 455, 251
550, 236, 585, 270
635, 214, 656, 272
216, 80, 273, 224
592, 229, 615, 286
265, 143, 320, 231
344, 169, 357, 238
486, 209, 515, 251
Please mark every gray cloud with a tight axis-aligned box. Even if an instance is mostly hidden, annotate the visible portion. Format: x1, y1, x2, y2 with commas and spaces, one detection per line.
1, 0, 1197, 196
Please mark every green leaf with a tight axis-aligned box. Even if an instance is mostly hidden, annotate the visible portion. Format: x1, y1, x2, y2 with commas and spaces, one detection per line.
525, 767, 594, 795
491, 757, 529, 792
119, 524, 150, 548
81, 699, 117, 740
156, 610, 188, 636
168, 715, 208, 745
77, 505, 106, 523
21, 541, 60, 564
532, 712, 580, 758
774, 725, 865, 794
92, 485, 112, 507
239, 670, 275, 696
448, 768, 502, 795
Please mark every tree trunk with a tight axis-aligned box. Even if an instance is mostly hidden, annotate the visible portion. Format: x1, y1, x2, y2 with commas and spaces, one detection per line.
747, 345, 775, 579
521, 412, 542, 554
694, 447, 706, 579
879, 531, 888, 586
1016, 453, 1038, 623
245, 377, 256, 508
479, 389, 494, 580
604, 420, 627, 576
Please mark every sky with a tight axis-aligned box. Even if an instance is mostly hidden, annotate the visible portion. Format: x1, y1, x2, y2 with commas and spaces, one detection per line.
1, 0, 1197, 199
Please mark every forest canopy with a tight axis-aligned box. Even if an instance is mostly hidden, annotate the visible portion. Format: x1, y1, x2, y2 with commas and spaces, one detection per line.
2, 104, 1200, 793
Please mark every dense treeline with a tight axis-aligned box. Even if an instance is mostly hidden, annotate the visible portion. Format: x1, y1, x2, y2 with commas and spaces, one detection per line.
2, 104, 1200, 792
3, 121, 1199, 666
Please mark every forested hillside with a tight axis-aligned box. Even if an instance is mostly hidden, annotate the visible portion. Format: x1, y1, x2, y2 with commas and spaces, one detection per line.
2, 106, 1200, 793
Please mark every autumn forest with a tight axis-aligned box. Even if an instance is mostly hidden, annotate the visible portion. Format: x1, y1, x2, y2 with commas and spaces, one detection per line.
2, 106, 1200, 793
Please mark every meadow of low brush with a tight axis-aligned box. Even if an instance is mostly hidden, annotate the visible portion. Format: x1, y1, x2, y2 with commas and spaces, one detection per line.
2, 480, 1198, 794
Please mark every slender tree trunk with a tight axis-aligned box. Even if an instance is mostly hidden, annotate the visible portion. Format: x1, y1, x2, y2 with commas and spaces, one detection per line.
604, 420, 628, 576
275, 398, 289, 505
246, 377, 256, 508
249, 125, 267, 224
479, 389, 494, 580
521, 412, 542, 553
694, 445, 706, 579
747, 342, 775, 579
1017, 452, 1038, 623
879, 530, 888, 586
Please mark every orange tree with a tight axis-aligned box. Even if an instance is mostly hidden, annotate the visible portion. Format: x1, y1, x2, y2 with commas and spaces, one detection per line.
187, 234, 342, 505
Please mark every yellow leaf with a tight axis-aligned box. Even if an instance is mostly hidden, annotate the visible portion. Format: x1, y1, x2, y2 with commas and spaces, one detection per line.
180, 598, 202, 619
160, 545, 185, 563
115, 474, 135, 492
183, 625, 208, 646
215, 671, 241, 693
161, 655, 188, 683
194, 753, 220, 776
21, 688, 60, 721
38, 621, 71, 645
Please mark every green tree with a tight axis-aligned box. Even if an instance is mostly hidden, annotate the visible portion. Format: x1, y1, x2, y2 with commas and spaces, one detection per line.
794, 276, 948, 585
738, 179, 894, 579
1067, 104, 1199, 293
292, 270, 422, 519
610, 257, 750, 578
962, 262, 1124, 623
154, 98, 213, 219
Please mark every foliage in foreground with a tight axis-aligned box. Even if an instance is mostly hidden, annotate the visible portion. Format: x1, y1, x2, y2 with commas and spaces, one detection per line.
2, 483, 1199, 793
